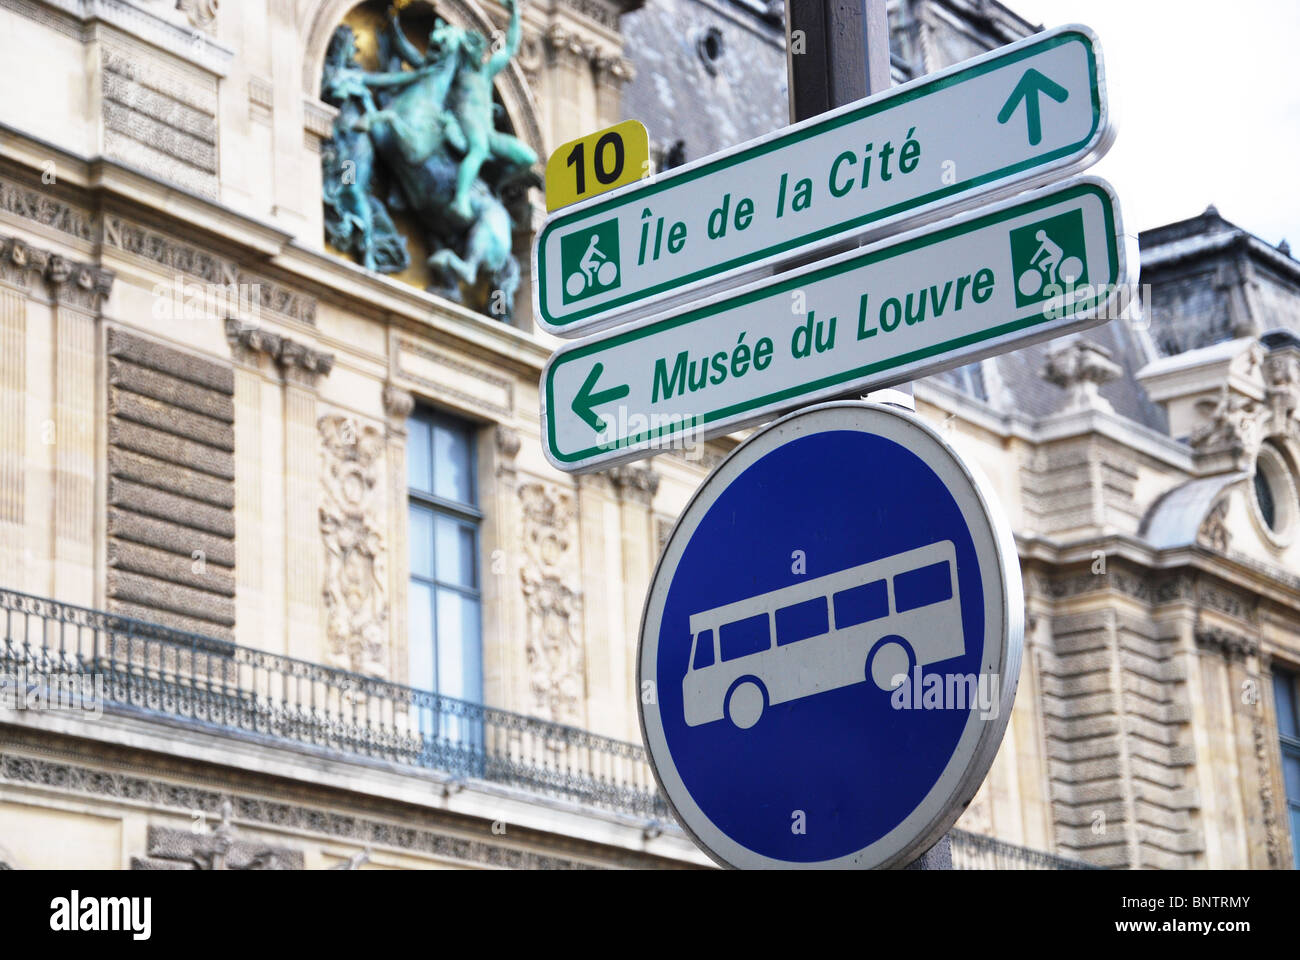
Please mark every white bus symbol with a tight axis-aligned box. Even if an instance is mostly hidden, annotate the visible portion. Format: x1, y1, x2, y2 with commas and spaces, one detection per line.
682, 540, 965, 729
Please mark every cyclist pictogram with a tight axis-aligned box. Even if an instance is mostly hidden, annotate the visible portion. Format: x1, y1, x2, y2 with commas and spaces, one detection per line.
1009, 209, 1089, 308
560, 219, 621, 304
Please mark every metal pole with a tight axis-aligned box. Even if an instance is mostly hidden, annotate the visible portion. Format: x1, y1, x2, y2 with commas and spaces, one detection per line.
784, 0, 941, 871
786, 0, 914, 412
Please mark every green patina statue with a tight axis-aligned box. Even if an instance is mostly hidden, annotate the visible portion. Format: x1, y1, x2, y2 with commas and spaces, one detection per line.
320, 0, 540, 320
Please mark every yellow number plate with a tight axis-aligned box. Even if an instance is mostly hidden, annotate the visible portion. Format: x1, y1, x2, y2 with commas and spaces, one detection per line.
544, 120, 650, 212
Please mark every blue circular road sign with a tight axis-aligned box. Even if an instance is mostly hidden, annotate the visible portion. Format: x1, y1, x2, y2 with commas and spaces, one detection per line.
638, 401, 1023, 868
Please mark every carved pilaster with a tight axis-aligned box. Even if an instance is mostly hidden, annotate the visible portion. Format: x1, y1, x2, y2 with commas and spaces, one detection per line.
381, 382, 413, 683
319, 415, 389, 677
0, 288, 24, 586
518, 481, 585, 727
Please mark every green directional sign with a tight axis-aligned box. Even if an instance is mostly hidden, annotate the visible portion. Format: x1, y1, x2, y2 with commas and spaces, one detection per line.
541, 178, 1130, 473
533, 24, 1112, 338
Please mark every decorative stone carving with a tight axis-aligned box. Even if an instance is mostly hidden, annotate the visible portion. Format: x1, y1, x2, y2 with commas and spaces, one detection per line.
518, 482, 585, 726
0, 749, 595, 870
1189, 385, 1267, 458
225, 319, 335, 383
176, 0, 219, 32
1193, 624, 1258, 661
1197, 498, 1232, 553
105, 215, 316, 325
319, 415, 389, 676
495, 425, 522, 477
1263, 349, 1300, 427
382, 383, 415, 428
0, 233, 114, 309
1251, 709, 1284, 868
607, 463, 660, 505
133, 799, 302, 870
1041, 338, 1122, 413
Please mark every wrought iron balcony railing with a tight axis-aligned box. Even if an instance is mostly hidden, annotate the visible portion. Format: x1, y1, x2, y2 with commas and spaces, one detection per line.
0, 586, 1096, 869
0, 587, 668, 820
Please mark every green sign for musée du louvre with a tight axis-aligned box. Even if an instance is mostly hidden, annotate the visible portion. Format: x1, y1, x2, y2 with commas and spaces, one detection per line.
533, 24, 1111, 337
542, 178, 1130, 472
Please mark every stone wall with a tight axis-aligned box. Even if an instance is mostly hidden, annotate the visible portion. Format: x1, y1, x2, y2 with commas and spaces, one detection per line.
105, 327, 236, 642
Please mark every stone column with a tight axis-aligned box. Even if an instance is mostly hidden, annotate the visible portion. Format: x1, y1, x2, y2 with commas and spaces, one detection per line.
283, 352, 326, 663
49, 257, 113, 606
225, 321, 334, 661
574, 470, 619, 735
382, 384, 415, 684
226, 321, 272, 652
477, 425, 521, 708
0, 284, 24, 585
609, 462, 660, 741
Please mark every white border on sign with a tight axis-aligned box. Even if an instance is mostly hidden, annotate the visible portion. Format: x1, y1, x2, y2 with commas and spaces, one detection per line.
637, 401, 1024, 869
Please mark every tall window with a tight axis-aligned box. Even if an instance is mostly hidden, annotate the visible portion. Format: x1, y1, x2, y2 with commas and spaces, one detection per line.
1275, 669, 1300, 869
407, 409, 482, 705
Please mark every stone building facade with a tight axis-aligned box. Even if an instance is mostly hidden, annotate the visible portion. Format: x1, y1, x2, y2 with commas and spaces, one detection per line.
0, 0, 1296, 870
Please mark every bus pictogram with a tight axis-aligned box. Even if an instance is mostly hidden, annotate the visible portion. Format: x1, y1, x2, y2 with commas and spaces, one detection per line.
682, 540, 965, 729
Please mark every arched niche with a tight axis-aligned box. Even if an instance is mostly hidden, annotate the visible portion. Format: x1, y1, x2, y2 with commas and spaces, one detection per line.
301, 0, 545, 160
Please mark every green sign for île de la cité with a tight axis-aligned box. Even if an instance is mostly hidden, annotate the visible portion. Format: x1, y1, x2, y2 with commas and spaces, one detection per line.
533, 24, 1113, 338
541, 177, 1131, 473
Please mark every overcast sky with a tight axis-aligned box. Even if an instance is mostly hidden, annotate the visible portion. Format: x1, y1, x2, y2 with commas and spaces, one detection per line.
1006, 0, 1300, 248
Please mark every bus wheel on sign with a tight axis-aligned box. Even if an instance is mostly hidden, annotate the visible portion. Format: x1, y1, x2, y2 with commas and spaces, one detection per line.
868, 636, 913, 691
726, 678, 766, 729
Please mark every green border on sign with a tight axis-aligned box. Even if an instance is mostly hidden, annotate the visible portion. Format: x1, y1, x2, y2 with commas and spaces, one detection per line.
538, 29, 1103, 328
546, 180, 1119, 463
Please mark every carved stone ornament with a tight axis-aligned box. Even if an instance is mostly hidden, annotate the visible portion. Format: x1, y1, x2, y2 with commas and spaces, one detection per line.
1197, 498, 1232, 553
1041, 337, 1122, 413
132, 800, 302, 870
1189, 385, 1267, 457
518, 482, 585, 726
0, 233, 114, 310
176, 0, 219, 32
225, 319, 335, 382
320, 414, 389, 676
1264, 350, 1300, 427
607, 463, 660, 505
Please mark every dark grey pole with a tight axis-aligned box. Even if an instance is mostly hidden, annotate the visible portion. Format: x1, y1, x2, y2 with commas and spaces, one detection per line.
783, 0, 941, 868
785, 0, 915, 412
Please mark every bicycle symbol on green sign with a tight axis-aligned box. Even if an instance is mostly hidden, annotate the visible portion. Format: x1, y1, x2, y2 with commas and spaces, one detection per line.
1009, 210, 1089, 309
560, 219, 621, 304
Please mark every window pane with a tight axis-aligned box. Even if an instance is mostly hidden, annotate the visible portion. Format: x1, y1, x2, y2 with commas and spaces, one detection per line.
1284, 753, 1300, 804
436, 589, 482, 703
895, 560, 954, 613
409, 504, 434, 581
834, 579, 888, 628
692, 629, 714, 670
1292, 806, 1300, 872
435, 514, 477, 588
433, 420, 475, 505
720, 613, 770, 662
408, 581, 435, 693
408, 416, 432, 494
776, 596, 829, 646
1275, 673, 1299, 740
